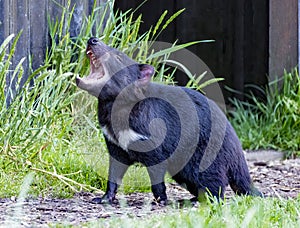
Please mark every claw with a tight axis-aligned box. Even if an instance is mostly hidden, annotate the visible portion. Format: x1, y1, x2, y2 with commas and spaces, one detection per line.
91, 195, 118, 205
91, 197, 103, 204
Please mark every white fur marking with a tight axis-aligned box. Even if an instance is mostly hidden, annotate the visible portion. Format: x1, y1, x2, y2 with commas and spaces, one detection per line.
118, 129, 148, 151
101, 126, 148, 151
101, 126, 118, 145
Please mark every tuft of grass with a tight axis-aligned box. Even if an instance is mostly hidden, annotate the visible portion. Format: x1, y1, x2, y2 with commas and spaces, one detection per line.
229, 69, 300, 157
84, 196, 300, 227
0, 32, 94, 197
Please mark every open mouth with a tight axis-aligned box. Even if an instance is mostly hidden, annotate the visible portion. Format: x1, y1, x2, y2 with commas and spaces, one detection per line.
86, 46, 105, 78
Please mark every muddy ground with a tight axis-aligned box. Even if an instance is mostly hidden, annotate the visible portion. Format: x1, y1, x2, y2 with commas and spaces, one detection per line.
0, 151, 299, 227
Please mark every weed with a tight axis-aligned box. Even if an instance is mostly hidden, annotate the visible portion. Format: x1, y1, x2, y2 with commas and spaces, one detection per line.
230, 69, 300, 157
85, 196, 300, 227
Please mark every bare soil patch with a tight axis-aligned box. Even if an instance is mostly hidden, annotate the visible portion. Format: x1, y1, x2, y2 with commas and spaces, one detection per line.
0, 151, 299, 227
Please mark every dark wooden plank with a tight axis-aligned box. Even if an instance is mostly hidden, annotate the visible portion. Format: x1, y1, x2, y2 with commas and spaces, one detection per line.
176, 0, 237, 99
1, 0, 30, 104
47, 0, 63, 24
115, 0, 176, 42
70, 0, 87, 38
231, 0, 245, 100
14, 0, 30, 79
30, 0, 47, 70
269, 0, 298, 80
244, 0, 269, 88
2, 0, 30, 91
0, 0, 5, 43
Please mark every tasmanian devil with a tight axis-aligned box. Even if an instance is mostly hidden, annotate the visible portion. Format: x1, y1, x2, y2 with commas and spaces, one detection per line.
76, 37, 262, 205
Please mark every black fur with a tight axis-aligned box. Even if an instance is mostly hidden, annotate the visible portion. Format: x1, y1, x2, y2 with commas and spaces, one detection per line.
77, 38, 262, 205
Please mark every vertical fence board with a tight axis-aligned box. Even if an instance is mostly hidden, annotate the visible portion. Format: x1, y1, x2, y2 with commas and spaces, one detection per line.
12, 0, 30, 78
70, 0, 86, 38
231, 0, 245, 100
243, 0, 269, 88
30, 1, 47, 70
0, 0, 4, 43
269, 0, 298, 81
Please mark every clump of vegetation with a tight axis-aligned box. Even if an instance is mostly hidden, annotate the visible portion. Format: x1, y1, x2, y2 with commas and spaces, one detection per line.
85, 196, 300, 227
0, 0, 215, 197
230, 69, 300, 157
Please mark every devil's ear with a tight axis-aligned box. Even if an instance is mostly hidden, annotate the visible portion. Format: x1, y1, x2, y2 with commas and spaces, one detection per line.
133, 64, 154, 99
137, 64, 154, 87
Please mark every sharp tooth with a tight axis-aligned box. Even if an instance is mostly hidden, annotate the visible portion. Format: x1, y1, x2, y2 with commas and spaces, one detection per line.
87, 50, 93, 55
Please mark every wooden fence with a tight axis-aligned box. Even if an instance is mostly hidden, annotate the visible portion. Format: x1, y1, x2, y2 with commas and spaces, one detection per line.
116, 0, 298, 100
0, 0, 298, 101
0, 0, 105, 77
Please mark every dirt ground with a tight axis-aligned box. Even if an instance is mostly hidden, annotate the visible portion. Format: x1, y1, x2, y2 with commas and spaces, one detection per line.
0, 150, 299, 227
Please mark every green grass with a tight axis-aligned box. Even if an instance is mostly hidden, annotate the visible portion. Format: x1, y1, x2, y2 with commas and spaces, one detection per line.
82, 196, 300, 228
229, 69, 300, 157
1, 1, 300, 227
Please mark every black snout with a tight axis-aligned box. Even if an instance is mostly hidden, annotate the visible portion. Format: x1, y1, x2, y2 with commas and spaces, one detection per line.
88, 37, 100, 46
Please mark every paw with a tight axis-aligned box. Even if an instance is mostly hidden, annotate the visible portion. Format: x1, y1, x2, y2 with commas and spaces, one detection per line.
151, 198, 168, 209
178, 197, 200, 207
91, 197, 103, 204
91, 195, 117, 205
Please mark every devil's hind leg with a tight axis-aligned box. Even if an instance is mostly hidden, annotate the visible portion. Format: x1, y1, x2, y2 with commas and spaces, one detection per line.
228, 157, 263, 197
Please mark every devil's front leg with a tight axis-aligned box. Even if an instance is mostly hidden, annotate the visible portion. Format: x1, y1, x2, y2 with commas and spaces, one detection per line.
146, 161, 168, 206
92, 140, 132, 204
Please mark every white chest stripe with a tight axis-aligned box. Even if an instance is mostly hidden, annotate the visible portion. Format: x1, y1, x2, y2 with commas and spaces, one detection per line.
101, 126, 148, 151
101, 126, 118, 145
118, 129, 148, 151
